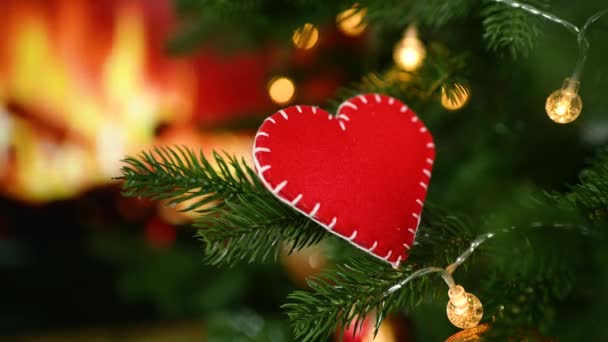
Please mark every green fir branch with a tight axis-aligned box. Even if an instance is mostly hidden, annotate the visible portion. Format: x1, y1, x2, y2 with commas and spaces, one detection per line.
120, 146, 328, 266
329, 44, 470, 112
119, 146, 264, 214
284, 208, 478, 342
196, 192, 326, 267
559, 148, 608, 222
482, 0, 547, 59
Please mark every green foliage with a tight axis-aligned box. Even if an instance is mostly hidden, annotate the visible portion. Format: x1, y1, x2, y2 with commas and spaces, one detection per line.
482, 1, 546, 59
120, 147, 327, 267
196, 192, 326, 266
120, 146, 262, 214
562, 147, 608, 222
284, 209, 478, 342
329, 44, 470, 112
115, 1, 608, 340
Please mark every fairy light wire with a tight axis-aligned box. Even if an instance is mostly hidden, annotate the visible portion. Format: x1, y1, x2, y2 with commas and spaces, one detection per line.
384, 232, 495, 297
492, 0, 608, 81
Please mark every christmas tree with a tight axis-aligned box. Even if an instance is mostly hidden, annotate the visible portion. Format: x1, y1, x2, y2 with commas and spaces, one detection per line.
114, 0, 608, 341
117, 0, 608, 341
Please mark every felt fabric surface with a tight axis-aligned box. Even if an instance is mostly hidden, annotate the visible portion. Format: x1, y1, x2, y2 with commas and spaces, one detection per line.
253, 94, 434, 267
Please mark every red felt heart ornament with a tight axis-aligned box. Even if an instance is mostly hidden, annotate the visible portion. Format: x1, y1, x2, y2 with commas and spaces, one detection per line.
253, 94, 434, 267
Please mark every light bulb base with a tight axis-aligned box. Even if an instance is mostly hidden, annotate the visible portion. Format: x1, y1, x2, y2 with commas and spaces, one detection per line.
446, 285, 483, 329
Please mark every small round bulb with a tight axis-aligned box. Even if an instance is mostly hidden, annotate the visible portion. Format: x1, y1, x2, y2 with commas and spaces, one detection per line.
393, 25, 426, 72
268, 76, 296, 105
336, 6, 367, 37
545, 78, 582, 124
441, 84, 470, 111
292, 23, 319, 50
446, 285, 483, 329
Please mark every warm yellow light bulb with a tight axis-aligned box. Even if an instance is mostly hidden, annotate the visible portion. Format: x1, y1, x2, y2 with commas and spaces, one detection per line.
292, 23, 319, 50
336, 6, 367, 37
393, 25, 426, 71
545, 78, 582, 124
441, 84, 470, 111
446, 285, 483, 329
268, 76, 296, 105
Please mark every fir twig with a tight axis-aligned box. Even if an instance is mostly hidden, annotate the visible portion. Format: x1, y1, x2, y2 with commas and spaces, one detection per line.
284, 208, 478, 342
119, 146, 264, 213
482, 0, 547, 59
120, 146, 328, 266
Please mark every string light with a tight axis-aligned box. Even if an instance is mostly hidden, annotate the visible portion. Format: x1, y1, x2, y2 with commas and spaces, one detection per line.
292, 23, 319, 50
441, 84, 471, 111
268, 76, 296, 105
545, 78, 582, 124
383, 232, 495, 330
446, 285, 484, 329
336, 5, 367, 37
492, 0, 608, 124
393, 25, 426, 72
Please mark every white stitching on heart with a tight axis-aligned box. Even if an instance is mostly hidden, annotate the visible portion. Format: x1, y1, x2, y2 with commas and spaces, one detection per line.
423, 169, 431, 177
341, 101, 358, 110
254, 147, 271, 153
259, 165, 271, 173
426, 143, 434, 148
252, 94, 435, 268
279, 110, 288, 120
256, 131, 269, 138
403, 242, 411, 249
309, 203, 321, 217
292, 193, 303, 205
339, 121, 346, 131
328, 217, 337, 229
383, 250, 393, 260
412, 213, 419, 220
374, 94, 381, 103
369, 241, 378, 251
274, 180, 288, 194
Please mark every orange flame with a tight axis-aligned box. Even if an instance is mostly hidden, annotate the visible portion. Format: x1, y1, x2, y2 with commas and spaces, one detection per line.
0, 0, 197, 202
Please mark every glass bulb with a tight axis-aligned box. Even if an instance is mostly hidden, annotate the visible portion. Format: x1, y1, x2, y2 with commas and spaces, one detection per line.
545, 78, 582, 124
292, 23, 319, 50
446, 285, 483, 329
441, 84, 470, 111
393, 25, 426, 71
336, 6, 367, 37
268, 76, 296, 105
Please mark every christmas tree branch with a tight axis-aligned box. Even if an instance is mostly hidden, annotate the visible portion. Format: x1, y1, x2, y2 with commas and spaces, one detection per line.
120, 146, 328, 266
329, 44, 470, 112
482, 0, 547, 59
196, 192, 326, 266
284, 210, 479, 342
557, 147, 608, 222
119, 146, 263, 213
